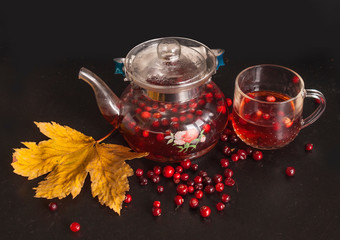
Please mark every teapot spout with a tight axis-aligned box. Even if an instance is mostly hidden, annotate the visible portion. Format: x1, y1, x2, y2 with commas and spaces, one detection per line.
79, 67, 121, 128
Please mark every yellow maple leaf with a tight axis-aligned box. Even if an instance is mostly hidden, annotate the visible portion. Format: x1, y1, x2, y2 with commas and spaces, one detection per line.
12, 122, 148, 215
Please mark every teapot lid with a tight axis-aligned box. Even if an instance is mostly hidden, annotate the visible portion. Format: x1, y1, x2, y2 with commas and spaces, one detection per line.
124, 37, 216, 93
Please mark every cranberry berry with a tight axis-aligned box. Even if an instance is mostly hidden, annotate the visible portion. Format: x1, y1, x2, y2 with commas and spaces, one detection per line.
252, 150, 263, 161
189, 198, 199, 209
221, 194, 231, 203
152, 207, 161, 216
216, 202, 226, 211
176, 184, 188, 195
213, 174, 223, 183
231, 153, 239, 162
163, 166, 175, 178
174, 195, 184, 206
224, 168, 234, 178
135, 168, 144, 177
139, 176, 148, 186
48, 202, 58, 211
70, 222, 80, 232
305, 143, 313, 151
153, 166, 162, 175
200, 206, 211, 218
151, 175, 160, 184
215, 182, 225, 192
157, 185, 164, 193
175, 166, 183, 173
153, 201, 161, 208
190, 163, 199, 172
223, 146, 232, 156
124, 194, 132, 203
220, 158, 230, 168
204, 185, 215, 194
237, 149, 247, 160
194, 190, 204, 199
181, 159, 192, 169
180, 173, 189, 182
286, 166, 295, 176
225, 177, 236, 187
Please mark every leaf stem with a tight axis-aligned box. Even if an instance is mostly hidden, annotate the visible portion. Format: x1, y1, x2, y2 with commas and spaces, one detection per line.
96, 128, 116, 143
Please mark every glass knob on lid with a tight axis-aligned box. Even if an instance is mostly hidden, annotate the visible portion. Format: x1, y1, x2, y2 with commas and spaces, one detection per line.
157, 39, 181, 62
124, 37, 217, 94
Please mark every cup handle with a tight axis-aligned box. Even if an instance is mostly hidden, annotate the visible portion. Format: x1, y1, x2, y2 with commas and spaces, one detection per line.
301, 89, 326, 129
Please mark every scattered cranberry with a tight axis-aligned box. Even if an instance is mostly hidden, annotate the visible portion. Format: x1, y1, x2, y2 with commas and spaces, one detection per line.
221, 194, 231, 203
156, 133, 165, 141
224, 168, 234, 178
223, 146, 232, 156
190, 163, 199, 172
189, 198, 199, 209
175, 166, 183, 173
152, 166, 161, 175
151, 175, 160, 184
146, 170, 154, 179
286, 167, 295, 176
220, 134, 228, 142
220, 158, 230, 168
200, 206, 211, 218
163, 166, 175, 178
228, 134, 239, 144
215, 182, 224, 192
231, 153, 239, 162
173, 172, 181, 180
204, 185, 215, 194
180, 173, 189, 182
203, 176, 212, 185
153, 201, 161, 208
173, 178, 180, 184
152, 207, 161, 216
305, 143, 313, 151
157, 185, 164, 193
225, 177, 236, 187
186, 179, 195, 186
48, 202, 58, 211
139, 176, 148, 186
194, 176, 203, 184
124, 194, 132, 203
198, 170, 208, 178
177, 184, 188, 195
181, 159, 191, 169
70, 222, 80, 232
194, 190, 204, 199
237, 149, 247, 160
252, 150, 263, 161
213, 174, 223, 183
188, 185, 195, 193
194, 183, 204, 190
216, 202, 226, 211
245, 147, 253, 156
135, 168, 144, 177
174, 195, 184, 206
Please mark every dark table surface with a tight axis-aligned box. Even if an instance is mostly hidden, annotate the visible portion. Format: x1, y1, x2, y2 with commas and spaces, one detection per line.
1, 1, 340, 240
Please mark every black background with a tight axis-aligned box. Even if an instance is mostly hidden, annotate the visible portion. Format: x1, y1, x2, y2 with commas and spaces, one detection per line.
1, 1, 340, 239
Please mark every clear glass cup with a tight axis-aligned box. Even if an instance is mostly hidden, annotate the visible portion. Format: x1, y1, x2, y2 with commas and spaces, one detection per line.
231, 64, 326, 150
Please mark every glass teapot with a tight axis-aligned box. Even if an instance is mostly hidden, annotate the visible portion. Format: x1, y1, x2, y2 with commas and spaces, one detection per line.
79, 37, 228, 162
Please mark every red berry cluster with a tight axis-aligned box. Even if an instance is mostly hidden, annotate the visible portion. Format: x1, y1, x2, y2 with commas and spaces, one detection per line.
132, 156, 236, 218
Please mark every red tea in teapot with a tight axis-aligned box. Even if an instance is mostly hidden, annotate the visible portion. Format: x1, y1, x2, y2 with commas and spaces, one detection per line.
231, 90, 302, 149
119, 82, 228, 162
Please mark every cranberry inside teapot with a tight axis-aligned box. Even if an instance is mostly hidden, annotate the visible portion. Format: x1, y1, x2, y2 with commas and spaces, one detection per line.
119, 81, 228, 162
